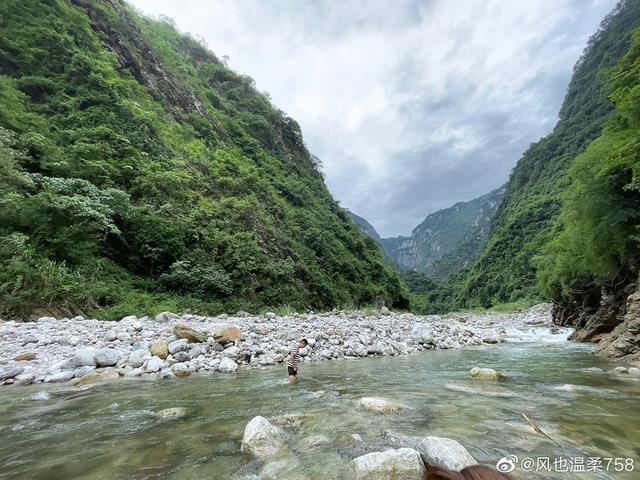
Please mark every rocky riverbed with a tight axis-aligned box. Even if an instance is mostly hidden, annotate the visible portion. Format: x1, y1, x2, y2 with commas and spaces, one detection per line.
0, 304, 556, 387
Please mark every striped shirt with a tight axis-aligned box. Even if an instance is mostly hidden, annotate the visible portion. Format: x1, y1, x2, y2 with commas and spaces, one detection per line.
287, 345, 301, 368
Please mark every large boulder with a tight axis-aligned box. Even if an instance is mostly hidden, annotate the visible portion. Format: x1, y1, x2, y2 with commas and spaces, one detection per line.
241, 416, 285, 460
15, 373, 36, 386
94, 348, 120, 367
173, 324, 206, 343
0, 366, 24, 381
350, 448, 426, 480
71, 367, 120, 387
469, 367, 504, 380
14, 352, 37, 361
168, 339, 190, 355
128, 349, 151, 368
210, 324, 242, 344
411, 324, 434, 344
357, 397, 403, 414
415, 436, 476, 470
171, 363, 191, 377
150, 340, 169, 359
65, 347, 97, 368
145, 356, 164, 373
44, 370, 74, 383
219, 357, 238, 373
221, 345, 241, 359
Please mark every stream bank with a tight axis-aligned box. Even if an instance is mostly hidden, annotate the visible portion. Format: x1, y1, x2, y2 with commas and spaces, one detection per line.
0, 305, 558, 387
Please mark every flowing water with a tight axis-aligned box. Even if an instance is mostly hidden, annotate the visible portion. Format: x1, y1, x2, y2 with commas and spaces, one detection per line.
1, 330, 639, 480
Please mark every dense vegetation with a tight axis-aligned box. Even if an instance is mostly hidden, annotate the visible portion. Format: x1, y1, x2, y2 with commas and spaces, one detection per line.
419, 0, 640, 312
538, 28, 640, 300
0, 0, 408, 319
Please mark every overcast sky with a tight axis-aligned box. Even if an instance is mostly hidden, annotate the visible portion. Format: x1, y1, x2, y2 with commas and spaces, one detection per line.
130, 0, 617, 237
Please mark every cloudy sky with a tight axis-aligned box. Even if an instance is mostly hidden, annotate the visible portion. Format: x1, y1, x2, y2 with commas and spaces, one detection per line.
130, 0, 617, 237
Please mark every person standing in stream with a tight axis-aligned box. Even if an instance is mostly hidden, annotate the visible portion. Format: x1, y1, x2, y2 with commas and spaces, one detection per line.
287, 339, 308, 382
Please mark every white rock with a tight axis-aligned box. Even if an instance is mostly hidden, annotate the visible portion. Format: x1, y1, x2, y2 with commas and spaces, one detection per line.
94, 348, 121, 367
412, 325, 433, 344
171, 363, 190, 376
145, 356, 164, 373
124, 367, 143, 377
469, 367, 504, 380
354, 344, 368, 357
219, 357, 238, 373
73, 366, 95, 378
65, 347, 97, 368
241, 416, 285, 460
628, 367, 640, 377
44, 371, 74, 383
350, 448, 425, 480
128, 349, 151, 368
415, 436, 476, 470
0, 365, 24, 381
168, 339, 189, 355
357, 397, 403, 414
221, 345, 241, 359
15, 373, 36, 386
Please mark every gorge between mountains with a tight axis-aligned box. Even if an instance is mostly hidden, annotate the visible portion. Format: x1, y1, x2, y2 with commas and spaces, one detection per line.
1, 0, 640, 479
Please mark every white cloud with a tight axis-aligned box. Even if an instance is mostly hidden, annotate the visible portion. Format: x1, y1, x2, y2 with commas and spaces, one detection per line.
130, 0, 618, 236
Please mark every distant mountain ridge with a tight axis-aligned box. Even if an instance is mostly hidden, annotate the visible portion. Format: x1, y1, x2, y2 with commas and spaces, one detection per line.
349, 187, 504, 281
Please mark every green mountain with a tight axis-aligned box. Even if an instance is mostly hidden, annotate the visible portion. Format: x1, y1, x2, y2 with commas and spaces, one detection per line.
380, 187, 504, 282
437, 0, 640, 310
0, 0, 408, 318
539, 24, 640, 356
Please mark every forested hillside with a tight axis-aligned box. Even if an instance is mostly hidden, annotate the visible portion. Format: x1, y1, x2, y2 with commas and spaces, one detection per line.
433, 0, 640, 311
0, 0, 408, 319
539, 26, 640, 355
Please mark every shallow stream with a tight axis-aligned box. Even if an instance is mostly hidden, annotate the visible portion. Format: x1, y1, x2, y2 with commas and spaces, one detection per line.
1, 330, 639, 479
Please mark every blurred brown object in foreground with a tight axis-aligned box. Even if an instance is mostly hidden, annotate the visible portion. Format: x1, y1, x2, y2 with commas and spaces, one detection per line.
426, 465, 515, 480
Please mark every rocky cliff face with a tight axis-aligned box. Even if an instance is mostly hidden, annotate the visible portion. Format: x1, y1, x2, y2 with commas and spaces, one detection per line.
553, 265, 640, 361
380, 188, 504, 281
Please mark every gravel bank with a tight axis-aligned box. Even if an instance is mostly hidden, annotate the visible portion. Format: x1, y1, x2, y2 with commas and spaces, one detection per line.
0, 304, 553, 386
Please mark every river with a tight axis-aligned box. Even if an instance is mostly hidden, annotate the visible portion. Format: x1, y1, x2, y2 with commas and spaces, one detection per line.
1, 328, 638, 479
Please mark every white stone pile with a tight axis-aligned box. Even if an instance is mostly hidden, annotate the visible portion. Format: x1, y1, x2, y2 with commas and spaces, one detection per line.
0, 305, 552, 386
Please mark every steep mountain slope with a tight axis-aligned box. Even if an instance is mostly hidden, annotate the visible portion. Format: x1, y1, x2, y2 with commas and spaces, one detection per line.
539, 27, 640, 358
0, 0, 408, 318
443, 0, 640, 309
380, 187, 504, 281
